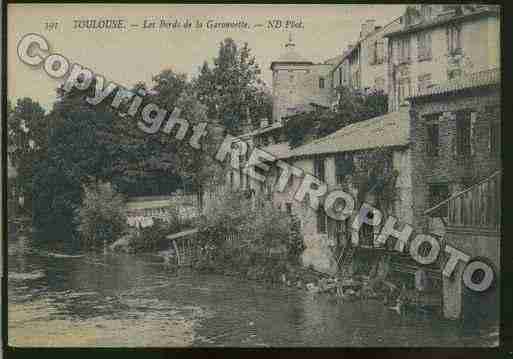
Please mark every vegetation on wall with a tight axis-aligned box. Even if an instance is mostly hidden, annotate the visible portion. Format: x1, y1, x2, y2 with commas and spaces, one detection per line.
285, 86, 388, 148
352, 148, 399, 216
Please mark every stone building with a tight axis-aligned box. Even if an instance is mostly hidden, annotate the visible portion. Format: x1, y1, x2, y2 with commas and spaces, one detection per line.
224, 5, 501, 284
272, 109, 412, 274
271, 34, 334, 123
331, 17, 402, 95
385, 4, 500, 112
407, 68, 501, 233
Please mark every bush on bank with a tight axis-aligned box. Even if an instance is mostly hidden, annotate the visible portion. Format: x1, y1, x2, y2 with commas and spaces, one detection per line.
127, 206, 195, 253
76, 184, 127, 249
195, 191, 305, 281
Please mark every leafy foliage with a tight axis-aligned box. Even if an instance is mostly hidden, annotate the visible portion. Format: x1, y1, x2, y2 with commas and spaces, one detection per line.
285, 87, 388, 148
352, 148, 399, 215
7, 98, 47, 207
194, 38, 272, 135
195, 191, 305, 280
76, 184, 127, 247
14, 37, 270, 237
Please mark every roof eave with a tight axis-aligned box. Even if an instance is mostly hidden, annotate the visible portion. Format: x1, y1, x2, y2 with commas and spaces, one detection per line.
385, 9, 499, 39
408, 81, 500, 102
270, 61, 314, 70
286, 143, 410, 161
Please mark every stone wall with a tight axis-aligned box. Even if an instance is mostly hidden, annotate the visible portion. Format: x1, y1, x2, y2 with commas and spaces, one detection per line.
409, 86, 501, 230
442, 229, 499, 320
272, 63, 333, 122
388, 13, 500, 111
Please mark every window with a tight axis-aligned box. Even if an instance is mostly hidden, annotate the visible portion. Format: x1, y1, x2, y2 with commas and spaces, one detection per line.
335, 153, 353, 184
456, 110, 471, 156
317, 207, 327, 234
421, 5, 432, 19
426, 114, 440, 156
447, 25, 462, 55
314, 158, 325, 182
398, 38, 411, 63
319, 77, 325, 89
490, 121, 500, 155
487, 106, 500, 155
398, 78, 411, 105
429, 184, 449, 217
360, 223, 374, 246
418, 74, 432, 94
417, 32, 432, 61
371, 40, 385, 65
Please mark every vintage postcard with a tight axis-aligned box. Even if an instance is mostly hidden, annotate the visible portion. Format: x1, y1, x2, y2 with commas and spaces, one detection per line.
5, 3, 501, 348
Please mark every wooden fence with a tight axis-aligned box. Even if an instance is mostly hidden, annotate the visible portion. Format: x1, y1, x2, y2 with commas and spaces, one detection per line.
447, 172, 501, 230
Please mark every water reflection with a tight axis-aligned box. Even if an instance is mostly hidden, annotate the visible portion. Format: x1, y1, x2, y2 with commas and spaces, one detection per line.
8, 233, 498, 347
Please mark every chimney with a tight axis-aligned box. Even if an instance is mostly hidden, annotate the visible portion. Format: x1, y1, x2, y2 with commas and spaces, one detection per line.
360, 19, 376, 38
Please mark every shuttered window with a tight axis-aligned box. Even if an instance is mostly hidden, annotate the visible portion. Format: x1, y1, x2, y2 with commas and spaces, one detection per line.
429, 183, 449, 217
447, 24, 462, 55
314, 157, 326, 182
317, 207, 327, 234
490, 121, 500, 155
335, 153, 353, 184
426, 122, 439, 157
418, 31, 432, 61
456, 110, 472, 157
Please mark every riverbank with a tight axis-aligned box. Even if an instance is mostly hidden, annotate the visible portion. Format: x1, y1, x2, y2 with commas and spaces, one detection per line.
8, 231, 499, 347
9, 298, 197, 347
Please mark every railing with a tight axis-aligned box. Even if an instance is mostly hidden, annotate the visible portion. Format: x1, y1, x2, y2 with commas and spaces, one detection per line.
125, 193, 201, 228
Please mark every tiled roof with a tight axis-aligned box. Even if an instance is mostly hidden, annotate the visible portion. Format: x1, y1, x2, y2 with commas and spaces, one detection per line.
261, 142, 294, 160
282, 102, 329, 119
408, 68, 500, 100
286, 109, 410, 158
270, 47, 313, 69
237, 121, 283, 139
275, 49, 310, 64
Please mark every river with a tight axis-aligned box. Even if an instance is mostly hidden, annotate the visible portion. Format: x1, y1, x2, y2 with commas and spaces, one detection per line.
7, 232, 499, 347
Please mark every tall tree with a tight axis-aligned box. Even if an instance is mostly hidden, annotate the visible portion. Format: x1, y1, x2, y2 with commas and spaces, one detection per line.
194, 38, 271, 135
7, 98, 47, 208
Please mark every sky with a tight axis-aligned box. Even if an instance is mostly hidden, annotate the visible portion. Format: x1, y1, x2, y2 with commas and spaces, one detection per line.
8, 4, 406, 110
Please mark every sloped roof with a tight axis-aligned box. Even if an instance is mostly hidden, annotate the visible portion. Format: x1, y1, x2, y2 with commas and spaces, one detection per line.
287, 109, 410, 158
238, 121, 283, 139
408, 68, 500, 100
261, 142, 294, 160
270, 41, 313, 69
282, 102, 330, 119
276, 49, 310, 64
